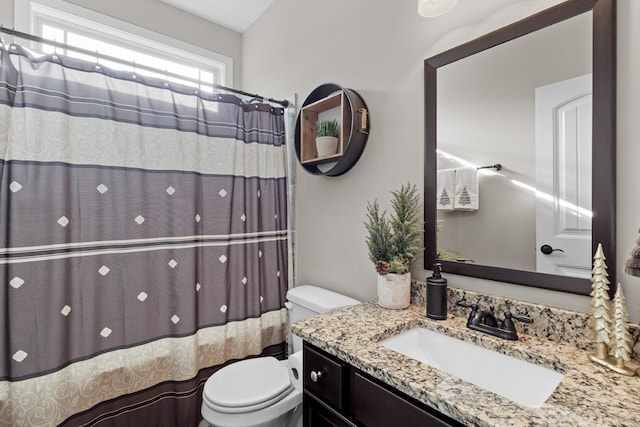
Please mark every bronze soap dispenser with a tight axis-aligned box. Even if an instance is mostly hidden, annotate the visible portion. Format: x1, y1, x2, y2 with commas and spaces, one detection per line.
426, 263, 447, 320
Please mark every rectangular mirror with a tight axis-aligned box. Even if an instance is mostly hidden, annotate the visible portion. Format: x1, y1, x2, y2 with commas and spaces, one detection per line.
424, 0, 616, 295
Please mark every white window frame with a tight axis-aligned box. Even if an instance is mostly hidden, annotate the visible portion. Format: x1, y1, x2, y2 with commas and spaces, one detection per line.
14, 0, 233, 87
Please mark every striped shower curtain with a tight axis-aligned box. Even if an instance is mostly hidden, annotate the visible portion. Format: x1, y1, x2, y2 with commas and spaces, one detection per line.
0, 44, 289, 426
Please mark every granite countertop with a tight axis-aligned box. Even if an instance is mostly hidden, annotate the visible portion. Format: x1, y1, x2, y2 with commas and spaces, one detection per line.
292, 302, 640, 427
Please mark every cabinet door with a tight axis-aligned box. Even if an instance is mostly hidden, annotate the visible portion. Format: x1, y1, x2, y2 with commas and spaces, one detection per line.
303, 344, 347, 409
351, 371, 464, 427
304, 392, 358, 427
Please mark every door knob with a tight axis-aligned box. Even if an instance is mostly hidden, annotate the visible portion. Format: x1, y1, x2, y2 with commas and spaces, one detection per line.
540, 244, 565, 255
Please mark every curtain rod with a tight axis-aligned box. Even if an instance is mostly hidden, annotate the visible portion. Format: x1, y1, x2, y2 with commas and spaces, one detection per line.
0, 26, 289, 108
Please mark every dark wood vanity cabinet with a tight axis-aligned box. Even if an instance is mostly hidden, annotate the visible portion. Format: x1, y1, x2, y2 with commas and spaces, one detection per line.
303, 342, 465, 427
305, 393, 358, 427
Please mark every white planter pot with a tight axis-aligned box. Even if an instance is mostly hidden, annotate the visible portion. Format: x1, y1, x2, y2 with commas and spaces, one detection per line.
315, 136, 339, 157
377, 273, 411, 309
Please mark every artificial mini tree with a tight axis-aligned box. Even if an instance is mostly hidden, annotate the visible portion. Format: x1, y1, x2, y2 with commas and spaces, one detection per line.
588, 243, 612, 365
608, 283, 635, 376
364, 183, 421, 275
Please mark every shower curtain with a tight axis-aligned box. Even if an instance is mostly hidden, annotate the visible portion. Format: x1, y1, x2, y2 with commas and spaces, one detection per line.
0, 44, 289, 427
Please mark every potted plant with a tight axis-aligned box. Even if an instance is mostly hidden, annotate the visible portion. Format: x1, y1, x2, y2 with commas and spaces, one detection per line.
315, 119, 340, 157
364, 183, 422, 309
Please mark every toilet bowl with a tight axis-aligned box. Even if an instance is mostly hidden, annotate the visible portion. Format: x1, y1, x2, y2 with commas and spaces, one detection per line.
201, 357, 302, 427
200, 285, 359, 427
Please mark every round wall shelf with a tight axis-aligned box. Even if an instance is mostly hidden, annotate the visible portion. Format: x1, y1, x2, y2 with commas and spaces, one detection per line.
294, 83, 369, 176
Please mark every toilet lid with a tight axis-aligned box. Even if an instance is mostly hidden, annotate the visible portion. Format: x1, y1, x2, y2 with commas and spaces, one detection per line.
204, 357, 292, 411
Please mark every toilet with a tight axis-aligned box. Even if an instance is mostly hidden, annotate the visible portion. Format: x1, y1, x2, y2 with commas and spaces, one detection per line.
200, 285, 360, 427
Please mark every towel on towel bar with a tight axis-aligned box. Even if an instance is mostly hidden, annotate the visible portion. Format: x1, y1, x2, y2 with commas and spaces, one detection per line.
437, 169, 455, 211
454, 167, 479, 211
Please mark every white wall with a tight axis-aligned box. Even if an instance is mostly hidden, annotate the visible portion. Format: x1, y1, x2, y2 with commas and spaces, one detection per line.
243, 0, 640, 324
2, 0, 14, 25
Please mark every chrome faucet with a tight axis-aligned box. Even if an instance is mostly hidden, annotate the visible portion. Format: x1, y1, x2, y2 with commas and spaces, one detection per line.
455, 301, 532, 340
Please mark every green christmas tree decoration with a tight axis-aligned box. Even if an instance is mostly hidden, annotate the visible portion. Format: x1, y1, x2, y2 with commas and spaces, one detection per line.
365, 183, 421, 275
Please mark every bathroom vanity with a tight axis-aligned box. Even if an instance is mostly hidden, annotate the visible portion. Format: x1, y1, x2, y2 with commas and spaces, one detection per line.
293, 299, 640, 427
303, 342, 463, 427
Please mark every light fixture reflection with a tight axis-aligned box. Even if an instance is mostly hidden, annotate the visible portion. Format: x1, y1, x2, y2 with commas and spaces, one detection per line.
510, 180, 593, 218
436, 149, 592, 218
418, 0, 458, 17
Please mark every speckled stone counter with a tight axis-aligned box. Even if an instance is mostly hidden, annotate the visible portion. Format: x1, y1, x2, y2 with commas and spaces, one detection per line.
292, 300, 640, 427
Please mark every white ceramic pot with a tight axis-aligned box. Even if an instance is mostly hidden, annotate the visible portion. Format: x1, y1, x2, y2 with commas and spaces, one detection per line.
377, 273, 411, 309
315, 136, 339, 157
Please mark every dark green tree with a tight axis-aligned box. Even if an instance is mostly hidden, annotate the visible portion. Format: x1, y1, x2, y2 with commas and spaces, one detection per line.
365, 183, 422, 274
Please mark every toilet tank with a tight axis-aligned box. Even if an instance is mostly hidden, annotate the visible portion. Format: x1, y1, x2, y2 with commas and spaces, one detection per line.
286, 285, 360, 353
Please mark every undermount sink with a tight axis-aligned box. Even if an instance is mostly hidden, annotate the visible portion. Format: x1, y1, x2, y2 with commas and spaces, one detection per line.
379, 327, 564, 408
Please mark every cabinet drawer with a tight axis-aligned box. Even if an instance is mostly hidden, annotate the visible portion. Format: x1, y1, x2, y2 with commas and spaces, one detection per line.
351, 371, 464, 427
303, 343, 347, 409
304, 392, 358, 427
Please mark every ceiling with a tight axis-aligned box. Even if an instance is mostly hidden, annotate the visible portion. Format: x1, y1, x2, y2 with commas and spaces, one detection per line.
158, 1, 562, 34
160, 0, 275, 33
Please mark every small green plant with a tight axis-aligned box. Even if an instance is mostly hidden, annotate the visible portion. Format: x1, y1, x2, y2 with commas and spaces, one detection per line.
316, 119, 339, 138
364, 183, 422, 275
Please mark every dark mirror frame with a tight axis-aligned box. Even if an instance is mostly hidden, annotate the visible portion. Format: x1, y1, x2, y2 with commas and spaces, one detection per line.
424, 0, 616, 295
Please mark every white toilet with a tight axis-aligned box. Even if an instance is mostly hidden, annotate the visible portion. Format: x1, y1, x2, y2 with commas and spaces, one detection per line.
200, 285, 360, 427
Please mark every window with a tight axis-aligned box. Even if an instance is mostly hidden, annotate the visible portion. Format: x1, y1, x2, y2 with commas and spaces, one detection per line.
14, 0, 233, 91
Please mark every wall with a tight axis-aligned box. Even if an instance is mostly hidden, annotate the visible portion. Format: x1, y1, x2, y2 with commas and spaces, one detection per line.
2, 0, 14, 26
243, 0, 640, 324
2, 0, 242, 87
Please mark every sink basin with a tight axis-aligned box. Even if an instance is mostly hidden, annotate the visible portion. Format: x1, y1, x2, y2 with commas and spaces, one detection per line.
379, 327, 564, 408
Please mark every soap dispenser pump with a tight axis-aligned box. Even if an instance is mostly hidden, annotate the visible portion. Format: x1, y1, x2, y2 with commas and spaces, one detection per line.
426, 263, 447, 320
